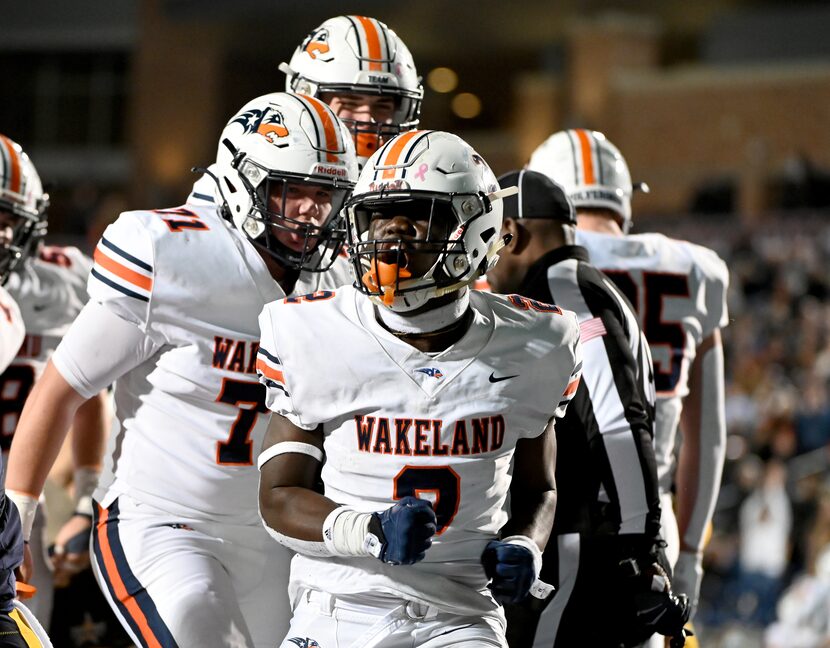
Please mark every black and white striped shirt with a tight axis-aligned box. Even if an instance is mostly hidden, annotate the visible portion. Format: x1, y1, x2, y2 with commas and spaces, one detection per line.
516, 245, 661, 539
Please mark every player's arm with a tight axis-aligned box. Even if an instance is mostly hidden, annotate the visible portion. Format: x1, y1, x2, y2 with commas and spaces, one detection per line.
51, 389, 111, 583
482, 419, 558, 605
6, 301, 158, 581
484, 322, 583, 607
501, 419, 557, 547
258, 414, 436, 565
673, 328, 726, 614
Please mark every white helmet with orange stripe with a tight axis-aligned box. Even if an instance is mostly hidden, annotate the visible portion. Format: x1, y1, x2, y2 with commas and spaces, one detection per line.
0, 135, 48, 285
281, 15, 423, 167
214, 92, 358, 272
526, 129, 648, 234
345, 130, 515, 312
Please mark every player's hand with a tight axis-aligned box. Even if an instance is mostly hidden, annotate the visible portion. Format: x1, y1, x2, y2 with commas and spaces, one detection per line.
671, 550, 703, 619
368, 496, 436, 565
618, 545, 692, 647
481, 540, 536, 605
51, 513, 93, 587
14, 542, 34, 587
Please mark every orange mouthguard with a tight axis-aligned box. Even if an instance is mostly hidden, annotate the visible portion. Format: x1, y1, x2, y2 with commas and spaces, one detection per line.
362, 260, 412, 306
16, 581, 37, 600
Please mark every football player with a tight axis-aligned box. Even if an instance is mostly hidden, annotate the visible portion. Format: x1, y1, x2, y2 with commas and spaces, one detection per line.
0, 135, 109, 629
188, 15, 422, 295
190, 15, 421, 217
257, 130, 582, 647
1, 330, 54, 647
489, 169, 689, 646
281, 15, 422, 167
0, 187, 50, 646
528, 129, 728, 631
5, 92, 358, 647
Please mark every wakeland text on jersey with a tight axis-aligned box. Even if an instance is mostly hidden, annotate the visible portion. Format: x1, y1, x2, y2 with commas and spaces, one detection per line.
354, 414, 506, 456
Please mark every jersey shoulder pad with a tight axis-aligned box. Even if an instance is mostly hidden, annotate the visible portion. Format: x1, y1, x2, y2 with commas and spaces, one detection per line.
484, 291, 581, 352
88, 210, 155, 328
683, 241, 729, 289
36, 245, 93, 291
681, 240, 729, 334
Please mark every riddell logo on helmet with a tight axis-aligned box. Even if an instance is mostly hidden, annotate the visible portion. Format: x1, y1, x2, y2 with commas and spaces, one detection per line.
313, 164, 348, 178
368, 179, 411, 192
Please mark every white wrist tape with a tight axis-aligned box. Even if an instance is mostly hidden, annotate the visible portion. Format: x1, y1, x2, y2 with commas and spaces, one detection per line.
322, 507, 377, 558
257, 442, 324, 470
73, 466, 100, 517
502, 535, 555, 599
6, 490, 38, 542
259, 516, 331, 557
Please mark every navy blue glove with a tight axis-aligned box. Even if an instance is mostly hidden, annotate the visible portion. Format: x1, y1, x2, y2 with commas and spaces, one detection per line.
368, 496, 436, 565
481, 539, 537, 604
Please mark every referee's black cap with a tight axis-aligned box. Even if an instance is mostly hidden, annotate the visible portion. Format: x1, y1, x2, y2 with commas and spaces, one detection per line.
498, 169, 576, 225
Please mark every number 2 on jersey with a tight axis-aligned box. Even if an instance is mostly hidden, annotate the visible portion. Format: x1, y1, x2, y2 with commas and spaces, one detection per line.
393, 465, 460, 535
215, 378, 269, 465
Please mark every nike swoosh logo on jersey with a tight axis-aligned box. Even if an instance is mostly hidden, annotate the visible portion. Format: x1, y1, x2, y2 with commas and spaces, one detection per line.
489, 372, 518, 383
32, 304, 49, 312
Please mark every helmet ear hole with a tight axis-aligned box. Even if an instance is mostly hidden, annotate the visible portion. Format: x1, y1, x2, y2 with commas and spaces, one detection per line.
479, 227, 496, 244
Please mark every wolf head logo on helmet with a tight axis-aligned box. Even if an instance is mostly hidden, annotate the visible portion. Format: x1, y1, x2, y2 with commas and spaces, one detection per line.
344, 130, 516, 312
281, 15, 423, 166
526, 129, 648, 234
302, 27, 332, 61
231, 107, 290, 146
0, 134, 48, 285
214, 92, 358, 273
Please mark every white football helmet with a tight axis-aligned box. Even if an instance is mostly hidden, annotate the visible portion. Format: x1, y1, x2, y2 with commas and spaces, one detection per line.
214, 92, 358, 272
345, 130, 514, 312
526, 129, 647, 233
281, 15, 423, 165
0, 135, 48, 285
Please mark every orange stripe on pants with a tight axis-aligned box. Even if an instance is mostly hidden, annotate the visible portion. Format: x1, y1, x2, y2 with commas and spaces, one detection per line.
96, 506, 164, 648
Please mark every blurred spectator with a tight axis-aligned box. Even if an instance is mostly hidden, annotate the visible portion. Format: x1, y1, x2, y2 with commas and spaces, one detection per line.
765, 544, 830, 647
736, 458, 792, 626
795, 374, 830, 454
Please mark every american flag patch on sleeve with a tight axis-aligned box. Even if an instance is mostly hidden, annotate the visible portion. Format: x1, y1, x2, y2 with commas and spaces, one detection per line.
579, 316, 607, 343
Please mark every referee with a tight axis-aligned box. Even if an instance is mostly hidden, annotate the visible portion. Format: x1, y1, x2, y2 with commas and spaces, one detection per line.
489, 170, 689, 647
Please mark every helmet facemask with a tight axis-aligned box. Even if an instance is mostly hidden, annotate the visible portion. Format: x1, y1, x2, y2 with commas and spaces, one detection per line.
231, 156, 350, 273
347, 190, 494, 310
0, 207, 37, 285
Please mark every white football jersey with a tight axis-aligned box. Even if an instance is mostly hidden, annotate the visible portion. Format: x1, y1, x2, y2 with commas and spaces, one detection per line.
1, 247, 90, 453
0, 287, 24, 376
54, 202, 339, 525
258, 286, 582, 614
575, 230, 729, 493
